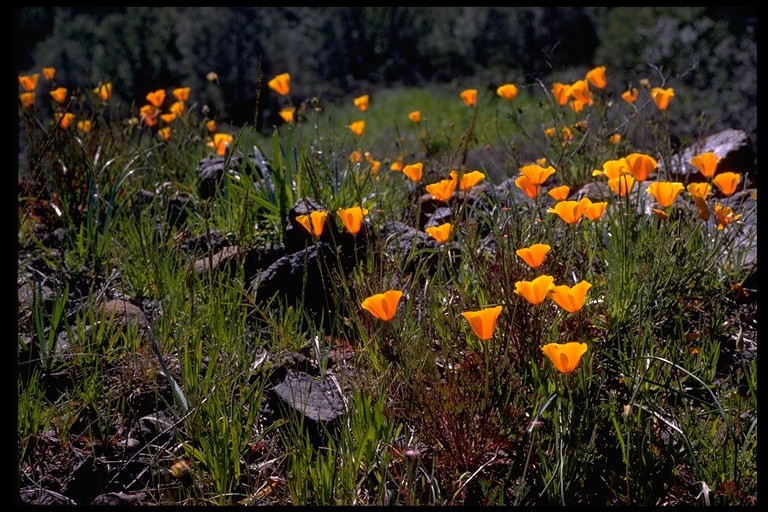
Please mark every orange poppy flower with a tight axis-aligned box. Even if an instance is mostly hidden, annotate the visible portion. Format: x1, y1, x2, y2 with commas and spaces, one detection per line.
647, 181, 685, 208
548, 198, 592, 224
567, 79, 593, 106
209, 133, 233, 156
608, 175, 636, 197
425, 223, 452, 244
460, 89, 477, 106
295, 210, 328, 237
712, 172, 741, 197
49, 87, 67, 104
583, 201, 608, 221
426, 178, 457, 202
361, 290, 403, 322
516, 243, 551, 269
158, 127, 171, 140
279, 107, 295, 123
496, 83, 518, 102
650, 87, 674, 111
348, 120, 365, 136
714, 202, 741, 230
625, 153, 658, 181
337, 206, 369, 235
160, 113, 176, 124
515, 275, 555, 305
609, 133, 621, 145
56, 112, 75, 130
586, 66, 607, 89
169, 101, 185, 116
514, 175, 540, 200
93, 83, 113, 101
173, 87, 190, 102
519, 164, 556, 186
687, 182, 712, 199
621, 88, 638, 103
268, 73, 290, 96
551, 82, 570, 106
548, 185, 570, 201
42, 67, 56, 81
449, 170, 485, 191
594, 158, 631, 179
353, 94, 369, 112
77, 120, 92, 133
206, 120, 217, 133
569, 99, 585, 113
19, 74, 39, 92
541, 342, 588, 374
408, 110, 421, 123
19, 92, 35, 108
402, 163, 423, 183
549, 280, 592, 313
544, 127, 557, 138
461, 305, 503, 341
690, 152, 720, 178
146, 89, 166, 108
390, 157, 404, 172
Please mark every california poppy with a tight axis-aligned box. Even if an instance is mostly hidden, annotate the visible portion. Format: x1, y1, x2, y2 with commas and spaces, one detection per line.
268, 73, 290, 96
460, 89, 477, 106
402, 163, 423, 183
295, 210, 328, 237
548, 198, 592, 225
496, 83, 518, 102
714, 202, 741, 230
625, 153, 658, 181
56, 112, 75, 130
279, 107, 295, 123
49, 87, 67, 104
19, 74, 39, 92
206, 120, 217, 133
712, 172, 741, 197
390, 157, 404, 172
549, 281, 592, 313
583, 201, 608, 221
516, 243, 551, 269
170, 101, 185, 116
42, 67, 56, 81
594, 158, 631, 179
19, 92, 35, 108
361, 290, 403, 321
609, 133, 621, 145
647, 181, 685, 208
621, 88, 638, 103
586, 66, 607, 89
160, 113, 176, 124
515, 275, 555, 305
520, 164, 556, 186
337, 206, 368, 235
158, 127, 172, 141
146, 89, 166, 108
348, 120, 365, 137
690, 152, 719, 178
353, 94, 369, 112
650, 87, 674, 111
449, 170, 485, 191
551, 82, 570, 106
541, 342, 588, 374
548, 185, 570, 201
93, 83, 112, 101
461, 305, 503, 341
425, 223, 452, 244
608, 175, 636, 197
514, 175, 540, 200
173, 87, 191, 102
408, 111, 421, 123
77, 120, 91, 133
567, 79, 593, 106
426, 178, 456, 202
209, 133, 233, 156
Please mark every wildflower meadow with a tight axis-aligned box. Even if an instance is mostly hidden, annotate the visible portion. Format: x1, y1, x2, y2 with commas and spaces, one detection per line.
17, 53, 757, 505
